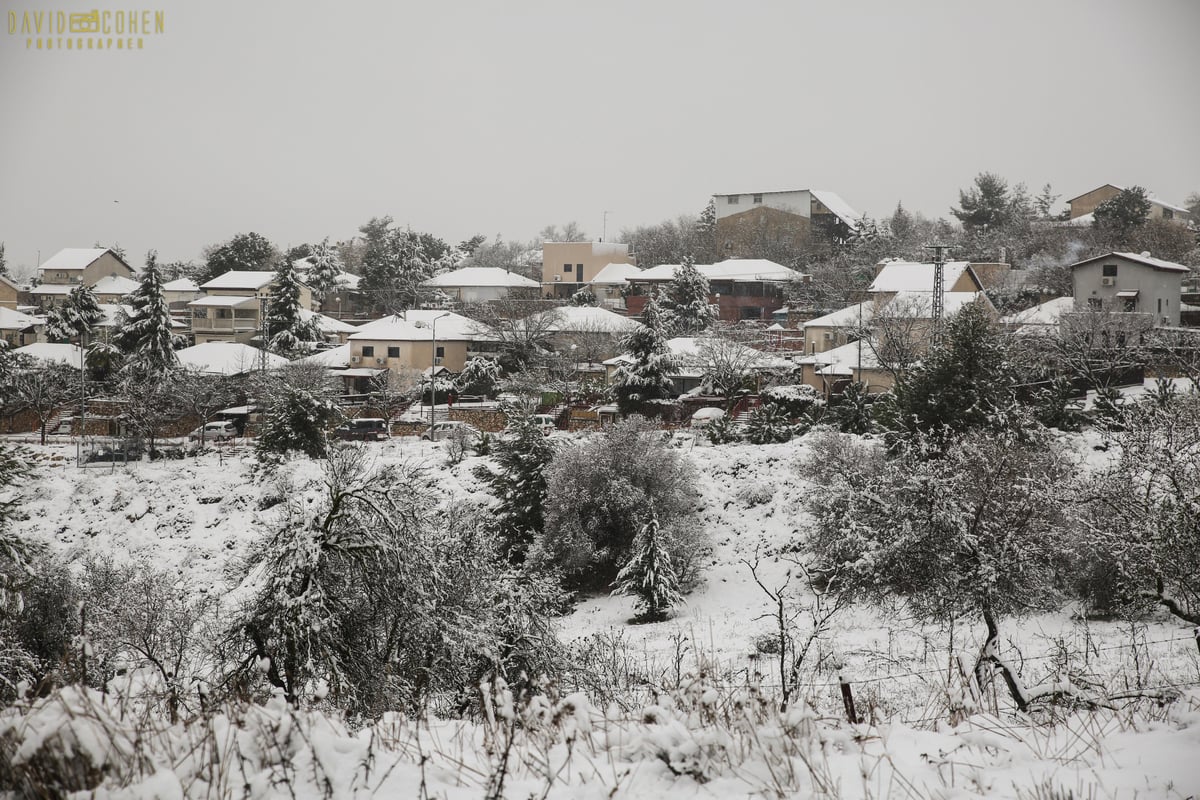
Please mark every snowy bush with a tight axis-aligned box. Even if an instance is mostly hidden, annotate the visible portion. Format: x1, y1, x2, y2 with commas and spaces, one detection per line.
761, 384, 823, 418
704, 412, 741, 445
743, 403, 794, 445
734, 481, 774, 509
539, 416, 706, 591
254, 365, 340, 460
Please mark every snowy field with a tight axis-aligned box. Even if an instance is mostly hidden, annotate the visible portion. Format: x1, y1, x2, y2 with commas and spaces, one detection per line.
7, 433, 1200, 797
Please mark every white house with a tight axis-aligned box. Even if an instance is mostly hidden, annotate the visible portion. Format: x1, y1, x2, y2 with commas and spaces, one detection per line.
1070, 252, 1189, 326
423, 267, 539, 303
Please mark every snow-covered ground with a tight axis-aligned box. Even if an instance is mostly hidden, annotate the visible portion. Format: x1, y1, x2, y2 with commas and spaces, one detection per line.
9, 433, 1200, 796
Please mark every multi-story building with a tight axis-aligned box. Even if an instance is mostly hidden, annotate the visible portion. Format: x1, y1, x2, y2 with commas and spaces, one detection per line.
541, 242, 635, 300
1070, 251, 1188, 326
31, 248, 135, 310
712, 189, 860, 258
189, 271, 315, 345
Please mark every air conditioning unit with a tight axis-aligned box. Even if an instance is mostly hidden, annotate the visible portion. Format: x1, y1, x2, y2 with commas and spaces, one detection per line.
375, 357, 385, 365
350, 356, 361, 364
1101, 277, 1116, 287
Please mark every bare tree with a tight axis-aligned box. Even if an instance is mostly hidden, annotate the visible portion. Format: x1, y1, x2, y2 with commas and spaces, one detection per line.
695, 334, 766, 400
368, 367, 420, 429
855, 294, 929, 381
7, 359, 79, 444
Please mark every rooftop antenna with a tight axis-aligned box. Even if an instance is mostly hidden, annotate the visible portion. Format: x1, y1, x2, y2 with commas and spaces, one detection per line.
923, 243, 955, 343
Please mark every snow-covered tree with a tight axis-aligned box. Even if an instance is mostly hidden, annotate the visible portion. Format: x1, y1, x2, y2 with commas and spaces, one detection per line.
612, 512, 684, 622
744, 402, 793, 444
113, 255, 182, 380
0, 443, 34, 616
255, 365, 340, 460
7, 358, 79, 445
358, 217, 446, 314
307, 237, 343, 303
612, 295, 674, 413
264, 258, 321, 355
1079, 395, 1200, 624
44, 285, 104, 343
474, 407, 556, 562
0, 243, 8, 278
539, 416, 704, 589
569, 287, 598, 306
803, 428, 1072, 711
455, 356, 501, 398
659, 257, 715, 336
951, 172, 1014, 229
202, 232, 277, 283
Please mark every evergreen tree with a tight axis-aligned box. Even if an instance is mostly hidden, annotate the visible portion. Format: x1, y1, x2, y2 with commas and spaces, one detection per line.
0, 443, 33, 616
358, 217, 447, 313
307, 237, 343, 303
113, 254, 182, 380
256, 384, 339, 460
696, 199, 717, 262
1093, 186, 1152, 246
44, 285, 104, 343
474, 408, 555, 562
951, 172, 1013, 229
264, 258, 321, 355
612, 295, 675, 413
612, 512, 684, 622
892, 301, 1016, 442
569, 287, 598, 306
455, 356, 501, 398
202, 232, 277, 283
0, 243, 7, 278
659, 257, 715, 336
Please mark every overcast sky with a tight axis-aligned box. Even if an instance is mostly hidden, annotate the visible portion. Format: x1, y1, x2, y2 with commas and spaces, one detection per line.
2, 0, 1197, 274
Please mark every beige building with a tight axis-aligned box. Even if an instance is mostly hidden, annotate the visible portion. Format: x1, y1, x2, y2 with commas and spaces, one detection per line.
0, 276, 24, 310
190, 270, 315, 344
1067, 184, 1194, 224
347, 310, 492, 374
541, 242, 635, 300
37, 247, 134, 286
712, 189, 860, 258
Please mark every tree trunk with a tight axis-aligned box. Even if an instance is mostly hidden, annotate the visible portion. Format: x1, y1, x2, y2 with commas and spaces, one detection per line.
974, 603, 1031, 713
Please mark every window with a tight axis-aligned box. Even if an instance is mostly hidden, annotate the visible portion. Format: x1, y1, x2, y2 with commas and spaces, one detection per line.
563, 263, 572, 272
387, 346, 400, 358
740, 306, 763, 320
362, 345, 375, 357
753, 194, 763, 204
1158, 298, 1163, 314
1088, 297, 1103, 310
1102, 263, 1118, 277
727, 195, 739, 205
435, 346, 445, 359
1123, 297, 1137, 312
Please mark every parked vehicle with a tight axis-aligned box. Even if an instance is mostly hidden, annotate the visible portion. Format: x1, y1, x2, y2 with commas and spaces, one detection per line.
421, 421, 481, 442
334, 418, 390, 441
188, 420, 239, 442
531, 414, 558, 435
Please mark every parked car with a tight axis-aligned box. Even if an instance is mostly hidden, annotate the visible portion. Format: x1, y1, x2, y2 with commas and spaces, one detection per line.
334, 418, 390, 441
421, 421, 481, 442
690, 407, 726, 428
531, 414, 558, 435
188, 420, 238, 442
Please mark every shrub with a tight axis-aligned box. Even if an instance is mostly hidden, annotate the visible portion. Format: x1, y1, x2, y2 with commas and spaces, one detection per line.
744, 403, 793, 445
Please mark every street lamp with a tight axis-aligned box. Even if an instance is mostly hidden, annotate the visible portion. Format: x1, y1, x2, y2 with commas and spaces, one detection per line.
415, 312, 451, 441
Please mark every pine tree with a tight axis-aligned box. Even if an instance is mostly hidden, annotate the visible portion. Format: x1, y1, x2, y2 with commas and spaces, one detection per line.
455, 356, 501, 398
659, 257, 715, 336
307, 237, 343, 303
1093, 186, 1152, 246
44, 285, 104, 343
474, 408, 555, 562
113, 253, 182, 380
256, 384, 339, 460
951, 172, 1013, 229
612, 513, 684, 622
264, 258, 321, 355
613, 295, 675, 413
0, 243, 8, 278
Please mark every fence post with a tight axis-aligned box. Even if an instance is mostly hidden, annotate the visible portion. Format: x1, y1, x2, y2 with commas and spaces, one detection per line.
839, 673, 859, 724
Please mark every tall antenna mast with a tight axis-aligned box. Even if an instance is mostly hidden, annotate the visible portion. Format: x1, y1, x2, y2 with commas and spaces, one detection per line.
924, 243, 954, 343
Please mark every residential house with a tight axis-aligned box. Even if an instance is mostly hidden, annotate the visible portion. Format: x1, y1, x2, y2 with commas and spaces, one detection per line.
999, 297, 1075, 336
90, 275, 140, 305
541, 241, 636, 300
299, 309, 359, 344
189, 271, 315, 345
603, 335, 790, 396
626, 259, 807, 322
712, 189, 860, 257
11, 342, 85, 368
423, 267, 540, 304
176, 342, 289, 376
1069, 251, 1189, 326
866, 260, 986, 298
37, 247, 134, 287
1067, 184, 1194, 225
525, 305, 642, 362
0, 275, 25, 309
801, 300, 878, 355
347, 310, 493, 375
0, 307, 42, 348
163, 277, 202, 305
587, 263, 643, 310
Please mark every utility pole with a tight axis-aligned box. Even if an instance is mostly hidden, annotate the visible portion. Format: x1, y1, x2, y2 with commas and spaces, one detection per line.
924, 243, 955, 344
602, 211, 609, 243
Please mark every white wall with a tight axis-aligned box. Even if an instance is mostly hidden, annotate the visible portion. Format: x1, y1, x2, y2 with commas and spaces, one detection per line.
714, 190, 811, 222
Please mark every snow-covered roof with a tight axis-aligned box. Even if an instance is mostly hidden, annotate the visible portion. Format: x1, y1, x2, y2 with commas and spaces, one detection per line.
30, 284, 76, 296
809, 189, 862, 228
424, 267, 539, 289
636, 259, 804, 283
603, 336, 789, 371
38, 248, 110, 272
1000, 297, 1075, 327
1082, 377, 1197, 411
868, 261, 974, 293
1111, 252, 1192, 273
534, 306, 642, 334
296, 343, 351, 368
188, 295, 259, 309
176, 342, 288, 375
350, 310, 488, 342
199, 271, 276, 291
12, 342, 85, 367
0, 306, 41, 329
795, 337, 882, 371
803, 300, 877, 329
885, 291, 990, 318
1068, 184, 1191, 215
163, 278, 200, 292
90, 275, 139, 296
299, 308, 359, 335
589, 263, 644, 286
333, 271, 360, 290
1065, 212, 1095, 226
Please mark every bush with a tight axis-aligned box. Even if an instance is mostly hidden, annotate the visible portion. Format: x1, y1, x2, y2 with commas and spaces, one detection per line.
744, 403, 793, 444
539, 416, 707, 591
705, 413, 741, 445
760, 384, 823, 418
